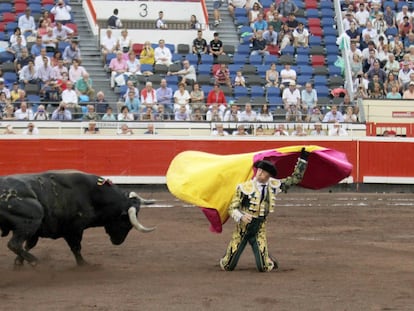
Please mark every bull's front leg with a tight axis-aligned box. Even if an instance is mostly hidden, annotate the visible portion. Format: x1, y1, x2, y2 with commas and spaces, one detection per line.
64, 231, 87, 266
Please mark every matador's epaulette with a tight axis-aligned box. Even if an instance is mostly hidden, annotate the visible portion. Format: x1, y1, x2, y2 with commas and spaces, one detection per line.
97, 177, 113, 186
239, 181, 255, 195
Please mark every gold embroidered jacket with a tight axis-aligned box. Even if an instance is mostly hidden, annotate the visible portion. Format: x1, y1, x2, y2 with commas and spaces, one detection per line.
228, 158, 308, 219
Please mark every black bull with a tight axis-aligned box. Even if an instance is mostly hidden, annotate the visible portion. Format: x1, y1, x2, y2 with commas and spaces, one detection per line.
0, 170, 155, 266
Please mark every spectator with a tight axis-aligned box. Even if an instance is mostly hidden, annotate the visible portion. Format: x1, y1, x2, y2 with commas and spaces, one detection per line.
30, 36, 45, 58
117, 123, 134, 135
350, 54, 363, 78
396, 5, 412, 26
144, 124, 157, 135
253, 13, 268, 33
51, 0, 72, 24
154, 39, 172, 66
33, 104, 49, 120
51, 102, 72, 120
278, 23, 293, 52
15, 101, 34, 120
37, 18, 49, 37
263, 25, 278, 47
310, 122, 326, 136
276, 0, 298, 17
209, 32, 225, 60
34, 48, 51, 70
93, 91, 108, 116
207, 83, 227, 110
102, 106, 117, 121
372, 12, 387, 39
36, 55, 53, 88
109, 51, 127, 89
250, 30, 269, 56
322, 105, 345, 123
346, 22, 361, 46
308, 106, 324, 123
9, 83, 21, 103
189, 14, 201, 30
61, 81, 78, 109
140, 106, 157, 121
9, 27, 26, 47
7, 35, 25, 61
265, 63, 279, 87
174, 105, 191, 121
355, 3, 370, 27
53, 22, 74, 43
18, 8, 36, 37
267, 10, 282, 32
84, 121, 100, 135
191, 107, 203, 121
223, 102, 240, 122
386, 85, 402, 99
156, 11, 168, 29
367, 60, 387, 83
214, 64, 232, 87
101, 29, 117, 65
156, 79, 173, 113
168, 59, 197, 85
117, 105, 134, 121
228, 0, 248, 18
206, 103, 223, 122
273, 124, 289, 136
68, 59, 86, 83
155, 104, 171, 121
82, 104, 100, 121
239, 103, 257, 122
233, 124, 249, 136
124, 91, 141, 117
190, 82, 205, 114
249, 2, 263, 28
63, 41, 81, 66
328, 122, 349, 136
192, 30, 208, 64
292, 22, 309, 48
22, 122, 39, 135
173, 82, 191, 112
211, 123, 229, 136
50, 51, 63, 68
19, 59, 38, 90
107, 8, 123, 29
51, 58, 68, 80
140, 81, 158, 111
361, 21, 377, 43
285, 104, 302, 122
384, 72, 401, 95
16, 48, 31, 74
116, 29, 132, 53
75, 72, 95, 100
403, 81, 414, 99
398, 61, 413, 89
125, 51, 141, 79
291, 124, 308, 136
343, 106, 358, 123
383, 5, 396, 28
140, 41, 155, 65
233, 70, 246, 87
256, 104, 273, 122
282, 81, 300, 110
2, 105, 16, 121
301, 82, 317, 116
212, 0, 223, 27
286, 12, 298, 31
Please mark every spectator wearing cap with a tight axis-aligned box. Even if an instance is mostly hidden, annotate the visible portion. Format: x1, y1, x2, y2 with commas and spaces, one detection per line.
403, 81, 414, 99
398, 61, 414, 88
51, 0, 72, 25
18, 8, 36, 37
282, 81, 300, 110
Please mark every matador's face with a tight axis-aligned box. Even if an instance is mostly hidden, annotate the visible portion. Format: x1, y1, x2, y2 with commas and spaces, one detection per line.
256, 169, 271, 184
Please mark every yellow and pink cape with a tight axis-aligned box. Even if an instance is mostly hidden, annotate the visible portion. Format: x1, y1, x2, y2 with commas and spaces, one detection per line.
166, 145, 352, 233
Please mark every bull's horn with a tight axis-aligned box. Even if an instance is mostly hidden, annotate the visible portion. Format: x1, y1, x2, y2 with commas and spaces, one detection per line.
128, 207, 155, 233
129, 192, 155, 205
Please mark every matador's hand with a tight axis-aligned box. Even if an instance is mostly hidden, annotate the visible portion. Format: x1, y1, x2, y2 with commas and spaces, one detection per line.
241, 213, 253, 224
300, 147, 311, 161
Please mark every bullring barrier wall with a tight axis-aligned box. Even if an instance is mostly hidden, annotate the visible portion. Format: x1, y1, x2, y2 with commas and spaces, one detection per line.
0, 136, 413, 185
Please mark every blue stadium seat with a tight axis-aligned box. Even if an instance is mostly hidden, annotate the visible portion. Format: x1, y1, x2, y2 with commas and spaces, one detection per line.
232, 53, 248, 65
236, 45, 251, 56
28, 3, 42, 13
235, 16, 249, 27
321, 17, 335, 28
280, 45, 294, 56
3, 72, 17, 84
319, 1, 333, 9
234, 7, 247, 17
228, 64, 242, 73
297, 74, 312, 86
316, 86, 330, 98
197, 64, 211, 75
296, 47, 309, 56
105, 53, 116, 65
140, 64, 153, 72
267, 95, 283, 110
266, 86, 280, 98
166, 43, 175, 54
234, 86, 248, 99
313, 75, 328, 86
0, 3, 13, 13
0, 52, 15, 63
323, 27, 338, 37
309, 36, 322, 46
248, 54, 262, 65
183, 53, 198, 65
263, 54, 278, 64
58, 41, 70, 53
250, 85, 264, 98
256, 64, 267, 77
320, 8, 334, 17
200, 54, 213, 65
327, 54, 339, 65
328, 65, 342, 76
259, 0, 273, 8
296, 54, 309, 65
306, 9, 319, 18
300, 66, 313, 76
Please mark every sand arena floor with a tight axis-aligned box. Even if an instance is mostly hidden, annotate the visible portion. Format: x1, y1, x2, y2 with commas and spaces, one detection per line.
0, 191, 413, 311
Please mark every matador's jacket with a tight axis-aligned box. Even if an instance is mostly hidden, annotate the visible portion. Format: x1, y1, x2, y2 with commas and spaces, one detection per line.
220, 158, 308, 272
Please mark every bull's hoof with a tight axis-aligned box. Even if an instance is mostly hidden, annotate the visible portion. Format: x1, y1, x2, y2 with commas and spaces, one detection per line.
14, 257, 24, 267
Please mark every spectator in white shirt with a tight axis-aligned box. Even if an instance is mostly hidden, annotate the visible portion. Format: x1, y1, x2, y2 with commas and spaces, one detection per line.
51, 0, 72, 24
18, 8, 36, 37
154, 39, 172, 66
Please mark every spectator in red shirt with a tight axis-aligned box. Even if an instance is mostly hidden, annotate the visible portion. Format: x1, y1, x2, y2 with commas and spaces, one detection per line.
214, 63, 232, 87
207, 83, 227, 112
